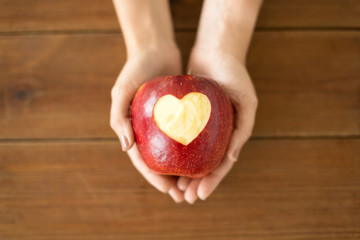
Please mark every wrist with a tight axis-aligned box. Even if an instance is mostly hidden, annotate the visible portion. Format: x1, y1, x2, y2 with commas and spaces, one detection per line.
194, 18, 252, 64
127, 39, 180, 60
194, 0, 262, 64
191, 42, 246, 65
113, 0, 177, 59
123, 13, 176, 57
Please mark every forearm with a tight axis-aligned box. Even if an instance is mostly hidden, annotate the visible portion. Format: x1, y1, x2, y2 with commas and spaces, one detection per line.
112, 0, 177, 57
194, 0, 262, 63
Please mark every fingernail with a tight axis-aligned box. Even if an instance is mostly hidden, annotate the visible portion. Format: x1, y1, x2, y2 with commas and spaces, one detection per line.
120, 135, 129, 151
177, 181, 186, 191
168, 188, 182, 203
199, 194, 207, 201
232, 148, 241, 161
185, 196, 197, 205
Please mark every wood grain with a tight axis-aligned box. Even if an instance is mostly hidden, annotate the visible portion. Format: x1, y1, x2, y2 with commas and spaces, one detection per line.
1, 1, 359, 239
0, 139, 359, 240
247, 31, 360, 137
0, 34, 124, 139
0, 0, 360, 33
1, 31, 359, 139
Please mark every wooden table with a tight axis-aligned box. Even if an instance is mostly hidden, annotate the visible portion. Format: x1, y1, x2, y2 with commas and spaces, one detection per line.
1, 0, 359, 239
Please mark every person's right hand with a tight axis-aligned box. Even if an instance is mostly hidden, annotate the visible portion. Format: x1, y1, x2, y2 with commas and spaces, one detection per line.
110, 44, 185, 203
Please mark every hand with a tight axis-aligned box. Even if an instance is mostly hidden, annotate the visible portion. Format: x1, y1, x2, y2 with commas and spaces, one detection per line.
177, 47, 258, 204
110, 45, 186, 203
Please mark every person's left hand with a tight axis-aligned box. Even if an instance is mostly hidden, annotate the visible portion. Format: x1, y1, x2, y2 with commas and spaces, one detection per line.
177, 47, 258, 204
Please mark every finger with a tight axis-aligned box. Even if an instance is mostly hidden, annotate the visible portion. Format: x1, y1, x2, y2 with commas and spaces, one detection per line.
177, 176, 191, 191
128, 145, 177, 194
196, 95, 257, 200
184, 178, 201, 204
227, 94, 258, 162
197, 156, 234, 200
168, 186, 185, 203
110, 82, 136, 152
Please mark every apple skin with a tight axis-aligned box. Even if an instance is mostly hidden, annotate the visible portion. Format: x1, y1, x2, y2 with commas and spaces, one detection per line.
131, 75, 233, 178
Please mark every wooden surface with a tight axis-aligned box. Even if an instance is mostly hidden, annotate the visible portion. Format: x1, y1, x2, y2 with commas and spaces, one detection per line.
1, 0, 360, 239
1, 0, 360, 32
1, 140, 359, 239
1, 32, 359, 139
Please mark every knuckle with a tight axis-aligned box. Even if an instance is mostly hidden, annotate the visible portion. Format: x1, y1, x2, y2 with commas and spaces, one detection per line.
227, 153, 238, 163
111, 86, 120, 98
252, 96, 258, 108
111, 82, 127, 97
110, 118, 121, 129
238, 94, 258, 109
246, 95, 258, 108
244, 129, 253, 141
111, 82, 133, 101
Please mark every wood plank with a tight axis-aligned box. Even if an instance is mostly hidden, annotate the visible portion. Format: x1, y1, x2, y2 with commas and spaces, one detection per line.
1, 32, 359, 138
257, 0, 360, 29
0, 34, 124, 139
0, 139, 359, 239
0, 0, 360, 33
247, 31, 360, 137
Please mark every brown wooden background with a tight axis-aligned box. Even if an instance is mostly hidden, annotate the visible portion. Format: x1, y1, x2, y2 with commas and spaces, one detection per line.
1, 0, 360, 239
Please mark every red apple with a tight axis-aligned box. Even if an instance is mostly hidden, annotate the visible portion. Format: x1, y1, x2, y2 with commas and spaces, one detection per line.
131, 75, 233, 178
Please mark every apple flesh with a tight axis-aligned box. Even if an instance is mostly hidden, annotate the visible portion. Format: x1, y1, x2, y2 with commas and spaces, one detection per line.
131, 75, 233, 178
153, 92, 211, 146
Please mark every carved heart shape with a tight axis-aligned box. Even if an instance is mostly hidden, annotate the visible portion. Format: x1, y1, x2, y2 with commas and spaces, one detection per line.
153, 92, 211, 145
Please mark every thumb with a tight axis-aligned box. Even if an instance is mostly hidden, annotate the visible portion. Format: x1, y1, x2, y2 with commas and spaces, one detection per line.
110, 82, 136, 151
227, 94, 258, 161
